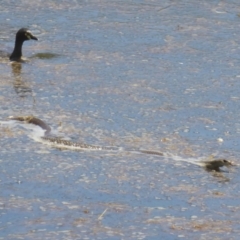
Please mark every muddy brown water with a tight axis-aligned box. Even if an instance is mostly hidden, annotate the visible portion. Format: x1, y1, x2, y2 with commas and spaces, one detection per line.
1, 1, 240, 239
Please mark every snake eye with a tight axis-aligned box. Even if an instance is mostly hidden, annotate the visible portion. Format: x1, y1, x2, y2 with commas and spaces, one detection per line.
25, 32, 31, 39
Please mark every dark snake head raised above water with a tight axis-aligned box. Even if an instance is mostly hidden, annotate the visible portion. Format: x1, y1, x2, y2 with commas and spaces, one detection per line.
9, 28, 38, 61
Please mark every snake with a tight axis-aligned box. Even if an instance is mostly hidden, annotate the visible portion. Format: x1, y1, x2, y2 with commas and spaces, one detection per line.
2, 115, 234, 172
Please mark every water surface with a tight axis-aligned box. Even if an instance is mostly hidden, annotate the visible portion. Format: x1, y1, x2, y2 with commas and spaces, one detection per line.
1, 1, 240, 239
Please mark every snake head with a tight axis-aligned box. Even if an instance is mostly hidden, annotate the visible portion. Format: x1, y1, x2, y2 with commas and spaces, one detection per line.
204, 159, 234, 172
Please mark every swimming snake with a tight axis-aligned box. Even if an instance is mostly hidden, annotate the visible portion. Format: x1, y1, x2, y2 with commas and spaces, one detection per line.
2, 115, 234, 172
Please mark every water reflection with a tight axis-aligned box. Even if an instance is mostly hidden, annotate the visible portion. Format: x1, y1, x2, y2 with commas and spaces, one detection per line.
11, 62, 32, 98
204, 169, 231, 183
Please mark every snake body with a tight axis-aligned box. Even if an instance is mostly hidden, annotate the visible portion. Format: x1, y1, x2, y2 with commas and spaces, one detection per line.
41, 136, 121, 151
8, 116, 162, 154
6, 115, 234, 171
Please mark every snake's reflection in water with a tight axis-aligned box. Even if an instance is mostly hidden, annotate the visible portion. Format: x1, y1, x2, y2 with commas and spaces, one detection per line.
11, 63, 33, 98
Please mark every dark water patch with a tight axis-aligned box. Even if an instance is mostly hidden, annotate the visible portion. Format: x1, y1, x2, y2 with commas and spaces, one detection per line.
31, 52, 61, 59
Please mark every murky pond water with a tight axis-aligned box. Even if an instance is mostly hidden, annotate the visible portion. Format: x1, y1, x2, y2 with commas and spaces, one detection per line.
1, 0, 240, 239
